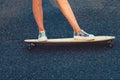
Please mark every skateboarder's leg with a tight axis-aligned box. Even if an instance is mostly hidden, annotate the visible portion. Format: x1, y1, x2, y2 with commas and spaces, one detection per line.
32, 0, 47, 40
56, 0, 94, 38
56, 0, 80, 32
32, 0, 44, 32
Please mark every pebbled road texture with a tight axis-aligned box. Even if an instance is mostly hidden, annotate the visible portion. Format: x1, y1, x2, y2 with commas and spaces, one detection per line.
0, 0, 120, 79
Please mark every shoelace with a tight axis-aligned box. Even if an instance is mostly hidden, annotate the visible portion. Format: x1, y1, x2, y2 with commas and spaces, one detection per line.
74, 29, 91, 37
80, 30, 91, 36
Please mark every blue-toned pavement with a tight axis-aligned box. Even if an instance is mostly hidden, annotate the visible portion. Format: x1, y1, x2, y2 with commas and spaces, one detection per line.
0, 0, 120, 79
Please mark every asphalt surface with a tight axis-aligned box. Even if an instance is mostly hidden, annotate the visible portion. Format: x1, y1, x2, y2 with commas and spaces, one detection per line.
0, 0, 120, 79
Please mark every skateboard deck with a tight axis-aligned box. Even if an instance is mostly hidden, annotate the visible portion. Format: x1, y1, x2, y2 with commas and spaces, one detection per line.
24, 36, 115, 43
24, 36, 115, 50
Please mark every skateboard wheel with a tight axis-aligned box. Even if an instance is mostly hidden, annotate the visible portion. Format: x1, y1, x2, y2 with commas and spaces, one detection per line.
26, 43, 37, 50
106, 40, 114, 48
108, 44, 113, 48
28, 46, 32, 50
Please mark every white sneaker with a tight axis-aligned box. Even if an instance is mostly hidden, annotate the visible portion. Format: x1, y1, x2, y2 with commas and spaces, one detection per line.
74, 29, 95, 40
38, 31, 48, 41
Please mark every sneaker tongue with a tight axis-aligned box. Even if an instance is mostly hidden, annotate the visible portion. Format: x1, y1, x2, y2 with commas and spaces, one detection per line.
81, 30, 89, 35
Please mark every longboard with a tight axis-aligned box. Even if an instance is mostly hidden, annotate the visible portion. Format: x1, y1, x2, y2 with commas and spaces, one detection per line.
24, 36, 115, 49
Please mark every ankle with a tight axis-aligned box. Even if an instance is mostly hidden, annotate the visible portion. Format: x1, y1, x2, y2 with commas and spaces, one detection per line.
39, 30, 45, 33
74, 30, 81, 33
39, 31, 47, 37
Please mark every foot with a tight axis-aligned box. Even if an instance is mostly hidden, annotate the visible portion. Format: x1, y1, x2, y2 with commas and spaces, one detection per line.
38, 31, 48, 41
74, 29, 95, 40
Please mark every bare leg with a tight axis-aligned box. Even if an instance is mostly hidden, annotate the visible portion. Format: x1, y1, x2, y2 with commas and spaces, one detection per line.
56, 0, 81, 32
32, 0, 44, 32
